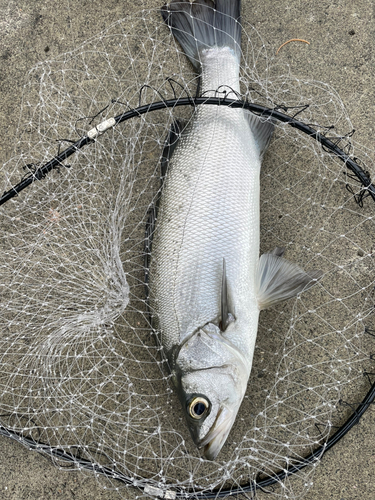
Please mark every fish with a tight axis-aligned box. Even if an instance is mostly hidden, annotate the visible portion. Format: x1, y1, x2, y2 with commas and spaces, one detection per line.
148, 0, 322, 461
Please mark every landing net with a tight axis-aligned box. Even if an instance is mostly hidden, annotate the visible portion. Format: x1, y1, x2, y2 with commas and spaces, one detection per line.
1, 8, 374, 499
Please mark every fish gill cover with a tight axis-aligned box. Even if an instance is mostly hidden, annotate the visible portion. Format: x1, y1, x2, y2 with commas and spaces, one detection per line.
0, 4, 375, 500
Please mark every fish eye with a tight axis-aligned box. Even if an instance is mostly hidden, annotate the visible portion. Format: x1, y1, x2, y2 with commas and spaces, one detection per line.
188, 396, 210, 420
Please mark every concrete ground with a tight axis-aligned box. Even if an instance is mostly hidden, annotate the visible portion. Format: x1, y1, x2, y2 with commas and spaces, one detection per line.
0, 0, 374, 498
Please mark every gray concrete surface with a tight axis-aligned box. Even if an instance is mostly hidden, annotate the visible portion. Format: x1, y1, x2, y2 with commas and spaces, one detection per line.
1, 0, 375, 498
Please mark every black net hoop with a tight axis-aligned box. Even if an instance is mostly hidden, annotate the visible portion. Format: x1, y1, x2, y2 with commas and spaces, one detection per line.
2, 97, 375, 206
1, 95, 375, 498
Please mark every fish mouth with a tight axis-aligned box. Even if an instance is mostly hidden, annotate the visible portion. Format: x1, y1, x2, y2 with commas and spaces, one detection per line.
198, 406, 236, 461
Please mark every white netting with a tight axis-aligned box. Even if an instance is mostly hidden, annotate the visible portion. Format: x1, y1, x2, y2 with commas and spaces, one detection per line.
1, 8, 375, 500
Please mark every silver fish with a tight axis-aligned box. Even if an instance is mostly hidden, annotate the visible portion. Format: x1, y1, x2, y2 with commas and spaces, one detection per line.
149, 0, 321, 460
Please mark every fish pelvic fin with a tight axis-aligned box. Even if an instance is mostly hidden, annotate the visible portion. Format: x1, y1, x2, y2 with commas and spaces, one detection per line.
161, 0, 242, 69
245, 111, 274, 159
255, 248, 323, 310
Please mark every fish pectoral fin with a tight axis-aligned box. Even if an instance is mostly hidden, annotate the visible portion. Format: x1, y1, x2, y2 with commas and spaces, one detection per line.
245, 111, 274, 159
220, 258, 229, 331
255, 248, 323, 310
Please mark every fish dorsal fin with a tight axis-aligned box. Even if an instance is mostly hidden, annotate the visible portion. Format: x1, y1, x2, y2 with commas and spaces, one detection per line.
255, 248, 323, 310
245, 111, 274, 158
161, 119, 185, 179
270, 246, 285, 258
220, 258, 229, 332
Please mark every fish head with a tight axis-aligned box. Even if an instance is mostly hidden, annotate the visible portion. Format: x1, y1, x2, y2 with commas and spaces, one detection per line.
175, 322, 249, 460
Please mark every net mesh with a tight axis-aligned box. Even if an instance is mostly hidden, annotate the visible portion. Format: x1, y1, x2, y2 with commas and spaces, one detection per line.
1, 8, 375, 499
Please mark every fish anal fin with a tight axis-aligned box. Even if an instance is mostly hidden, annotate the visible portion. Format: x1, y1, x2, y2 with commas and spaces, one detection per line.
245, 111, 274, 159
255, 249, 323, 310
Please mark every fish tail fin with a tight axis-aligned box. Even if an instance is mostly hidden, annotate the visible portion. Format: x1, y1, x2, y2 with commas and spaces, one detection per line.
161, 0, 242, 69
